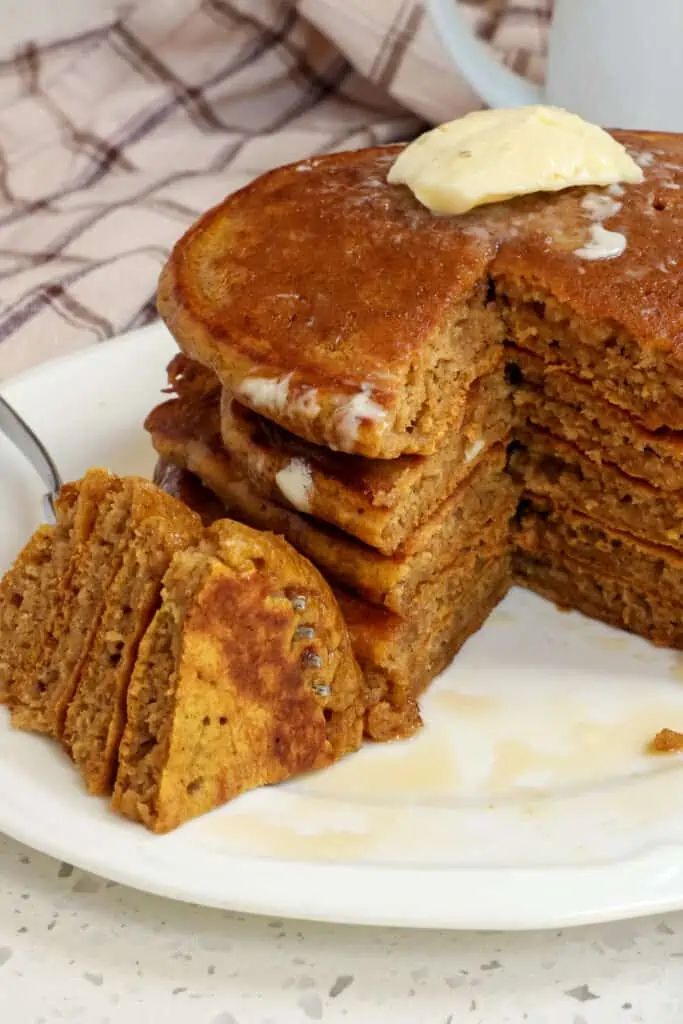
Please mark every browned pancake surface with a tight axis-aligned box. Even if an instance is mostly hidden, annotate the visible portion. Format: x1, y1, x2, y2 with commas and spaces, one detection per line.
159, 132, 683, 456
112, 518, 363, 832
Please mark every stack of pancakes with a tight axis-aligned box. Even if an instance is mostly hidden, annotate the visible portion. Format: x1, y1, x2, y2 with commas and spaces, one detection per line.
147, 130, 683, 738
147, 353, 515, 741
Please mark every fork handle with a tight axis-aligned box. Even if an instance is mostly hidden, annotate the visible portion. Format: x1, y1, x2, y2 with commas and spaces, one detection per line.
0, 393, 63, 520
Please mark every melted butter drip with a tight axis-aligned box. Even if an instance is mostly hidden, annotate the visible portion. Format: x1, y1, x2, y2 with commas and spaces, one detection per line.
575, 223, 627, 260
574, 192, 627, 260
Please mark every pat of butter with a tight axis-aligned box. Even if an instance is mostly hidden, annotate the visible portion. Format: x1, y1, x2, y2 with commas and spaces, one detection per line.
387, 106, 644, 215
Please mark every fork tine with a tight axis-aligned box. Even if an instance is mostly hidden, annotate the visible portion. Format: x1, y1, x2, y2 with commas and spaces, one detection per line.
42, 492, 57, 525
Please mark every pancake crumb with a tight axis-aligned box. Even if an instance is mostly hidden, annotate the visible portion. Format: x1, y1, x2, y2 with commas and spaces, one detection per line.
647, 728, 683, 755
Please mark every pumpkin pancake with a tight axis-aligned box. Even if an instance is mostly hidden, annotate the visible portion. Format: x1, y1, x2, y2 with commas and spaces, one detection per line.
112, 519, 363, 833
158, 132, 683, 458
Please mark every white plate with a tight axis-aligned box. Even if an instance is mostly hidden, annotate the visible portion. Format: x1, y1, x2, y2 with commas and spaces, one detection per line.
3, 323, 683, 931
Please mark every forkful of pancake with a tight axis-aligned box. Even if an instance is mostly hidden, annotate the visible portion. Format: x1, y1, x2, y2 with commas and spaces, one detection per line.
2, 106, 682, 832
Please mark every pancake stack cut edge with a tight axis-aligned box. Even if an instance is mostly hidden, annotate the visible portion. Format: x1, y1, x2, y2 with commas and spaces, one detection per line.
149, 129, 683, 744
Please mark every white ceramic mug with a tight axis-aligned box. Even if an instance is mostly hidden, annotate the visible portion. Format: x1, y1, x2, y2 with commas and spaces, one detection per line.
426, 0, 683, 131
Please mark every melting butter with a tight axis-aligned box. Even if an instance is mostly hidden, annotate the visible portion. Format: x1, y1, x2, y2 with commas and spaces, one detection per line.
388, 106, 643, 215
275, 457, 314, 512
333, 384, 386, 448
575, 224, 627, 261
239, 374, 291, 414
574, 191, 627, 261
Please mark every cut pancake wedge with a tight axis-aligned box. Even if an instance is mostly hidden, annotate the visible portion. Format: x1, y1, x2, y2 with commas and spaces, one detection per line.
63, 497, 201, 795
111, 519, 363, 832
4, 470, 117, 717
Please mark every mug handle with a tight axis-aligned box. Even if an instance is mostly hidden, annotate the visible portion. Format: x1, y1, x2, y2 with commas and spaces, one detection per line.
426, 0, 542, 109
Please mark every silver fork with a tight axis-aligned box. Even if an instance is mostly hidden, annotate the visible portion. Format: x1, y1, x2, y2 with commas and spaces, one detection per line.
0, 393, 62, 524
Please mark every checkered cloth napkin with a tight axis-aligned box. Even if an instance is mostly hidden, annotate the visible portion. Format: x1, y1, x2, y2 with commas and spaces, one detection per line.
0, 0, 549, 380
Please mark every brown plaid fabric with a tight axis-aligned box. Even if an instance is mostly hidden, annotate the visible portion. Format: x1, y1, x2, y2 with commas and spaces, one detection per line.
0, 0, 550, 380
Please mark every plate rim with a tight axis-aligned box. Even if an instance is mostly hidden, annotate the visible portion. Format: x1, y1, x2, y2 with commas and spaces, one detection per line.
3, 795, 683, 931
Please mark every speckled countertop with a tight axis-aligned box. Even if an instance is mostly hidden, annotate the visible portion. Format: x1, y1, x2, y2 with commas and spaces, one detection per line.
1, 834, 682, 1023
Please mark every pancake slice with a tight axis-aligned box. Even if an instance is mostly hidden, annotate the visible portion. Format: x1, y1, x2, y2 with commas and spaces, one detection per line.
0, 470, 363, 832
0, 527, 55, 704
12, 479, 129, 735
3, 470, 117, 711
112, 519, 363, 833
63, 497, 201, 795
158, 157, 500, 460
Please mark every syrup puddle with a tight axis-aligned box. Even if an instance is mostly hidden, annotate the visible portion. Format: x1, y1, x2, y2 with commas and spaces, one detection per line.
484, 707, 683, 796
430, 690, 500, 716
204, 814, 379, 861
301, 729, 460, 802
298, 689, 683, 807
